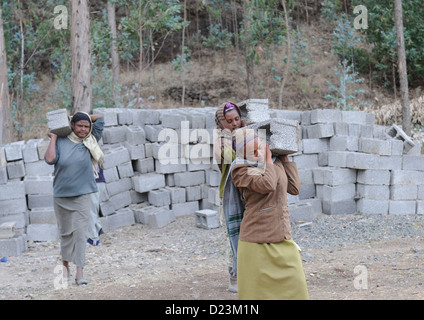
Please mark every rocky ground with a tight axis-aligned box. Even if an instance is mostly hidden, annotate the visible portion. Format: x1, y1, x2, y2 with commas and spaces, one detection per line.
0, 213, 423, 300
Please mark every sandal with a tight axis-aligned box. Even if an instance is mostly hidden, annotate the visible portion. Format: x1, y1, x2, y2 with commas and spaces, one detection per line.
75, 278, 88, 286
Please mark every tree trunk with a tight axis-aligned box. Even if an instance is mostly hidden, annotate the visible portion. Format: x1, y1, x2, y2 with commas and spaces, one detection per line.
181, 0, 187, 107
0, 6, 12, 144
278, 0, 291, 109
70, 0, 92, 115
394, 0, 411, 135
243, 0, 255, 98
107, 1, 120, 107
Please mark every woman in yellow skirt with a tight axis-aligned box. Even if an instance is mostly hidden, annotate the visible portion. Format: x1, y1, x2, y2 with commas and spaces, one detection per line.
230, 129, 309, 300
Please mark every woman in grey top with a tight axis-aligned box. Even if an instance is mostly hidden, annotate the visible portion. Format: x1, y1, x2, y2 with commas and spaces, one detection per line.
45, 112, 104, 285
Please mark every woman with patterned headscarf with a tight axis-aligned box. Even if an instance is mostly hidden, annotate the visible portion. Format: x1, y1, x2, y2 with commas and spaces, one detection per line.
45, 111, 104, 286
213, 102, 246, 293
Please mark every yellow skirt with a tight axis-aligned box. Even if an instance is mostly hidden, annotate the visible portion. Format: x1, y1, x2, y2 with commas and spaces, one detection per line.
237, 239, 309, 300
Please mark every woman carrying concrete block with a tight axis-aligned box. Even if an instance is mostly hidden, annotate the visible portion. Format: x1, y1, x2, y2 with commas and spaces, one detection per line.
213, 102, 246, 293
45, 112, 104, 286
230, 129, 309, 300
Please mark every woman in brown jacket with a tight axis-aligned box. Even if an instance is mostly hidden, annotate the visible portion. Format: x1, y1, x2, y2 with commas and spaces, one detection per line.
231, 129, 309, 300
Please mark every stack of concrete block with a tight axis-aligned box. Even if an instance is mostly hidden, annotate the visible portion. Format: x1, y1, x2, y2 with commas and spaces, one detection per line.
3, 105, 424, 253
0, 222, 27, 257
47, 109, 71, 137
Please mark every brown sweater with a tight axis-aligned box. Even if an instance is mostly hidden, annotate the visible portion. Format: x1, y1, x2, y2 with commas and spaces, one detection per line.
231, 159, 300, 243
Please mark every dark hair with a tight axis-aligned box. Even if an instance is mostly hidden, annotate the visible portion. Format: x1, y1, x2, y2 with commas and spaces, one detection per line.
71, 112, 91, 123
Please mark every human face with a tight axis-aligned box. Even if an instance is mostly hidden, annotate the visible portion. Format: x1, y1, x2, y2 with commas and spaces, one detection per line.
72, 120, 91, 139
244, 137, 265, 163
224, 109, 242, 132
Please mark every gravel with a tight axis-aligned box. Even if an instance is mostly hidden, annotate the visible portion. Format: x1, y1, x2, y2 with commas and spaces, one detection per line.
1, 212, 423, 299
291, 213, 424, 250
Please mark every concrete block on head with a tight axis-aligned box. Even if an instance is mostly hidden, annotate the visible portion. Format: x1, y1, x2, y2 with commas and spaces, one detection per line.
237, 99, 270, 125
47, 109, 71, 137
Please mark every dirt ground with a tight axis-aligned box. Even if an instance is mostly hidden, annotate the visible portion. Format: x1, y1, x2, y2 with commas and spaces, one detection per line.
0, 215, 423, 301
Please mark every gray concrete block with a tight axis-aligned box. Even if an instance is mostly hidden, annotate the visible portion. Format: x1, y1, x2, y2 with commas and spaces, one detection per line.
166, 187, 186, 204
105, 177, 132, 197
292, 154, 318, 169
93, 108, 118, 126
124, 142, 145, 160
356, 184, 390, 200
416, 200, 424, 215
24, 160, 54, 176
322, 184, 356, 202
109, 191, 132, 211
27, 194, 54, 209
0, 167, 6, 184
345, 152, 380, 170
329, 135, 358, 151
310, 109, 342, 124
299, 184, 316, 200
313, 167, 356, 186
357, 199, 389, 214
37, 140, 50, 160
391, 140, 404, 156
208, 187, 220, 206
171, 201, 199, 216
186, 185, 202, 201
29, 207, 57, 224
6, 160, 25, 179
390, 170, 424, 185
341, 110, 367, 124
288, 202, 314, 222
402, 155, 424, 171
102, 126, 127, 144
0, 147, 6, 168
125, 125, 145, 145
271, 109, 302, 122
390, 185, 417, 200
145, 125, 164, 142
0, 234, 27, 256
148, 207, 176, 228
107, 207, 135, 229
103, 167, 119, 183
322, 199, 356, 215
174, 171, 205, 187
0, 212, 27, 229
386, 124, 415, 153
117, 161, 134, 179
47, 109, 71, 137
0, 222, 16, 239
0, 199, 27, 215
23, 139, 42, 163
148, 188, 171, 206
195, 209, 220, 229
133, 109, 160, 125
306, 123, 334, 139
418, 185, 424, 200
359, 138, 391, 155
155, 159, 186, 174
302, 138, 329, 154
102, 146, 131, 169
327, 151, 349, 167
99, 200, 116, 216
0, 180, 26, 201
357, 169, 391, 185
26, 224, 59, 242
117, 110, 133, 125
205, 169, 220, 187
160, 114, 187, 129
389, 200, 416, 215
378, 155, 402, 170
130, 190, 147, 204
24, 176, 54, 195
132, 172, 165, 193
133, 157, 155, 174
237, 99, 270, 124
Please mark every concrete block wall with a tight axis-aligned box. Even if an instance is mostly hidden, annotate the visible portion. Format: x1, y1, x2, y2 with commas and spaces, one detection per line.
1, 105, 424, 256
